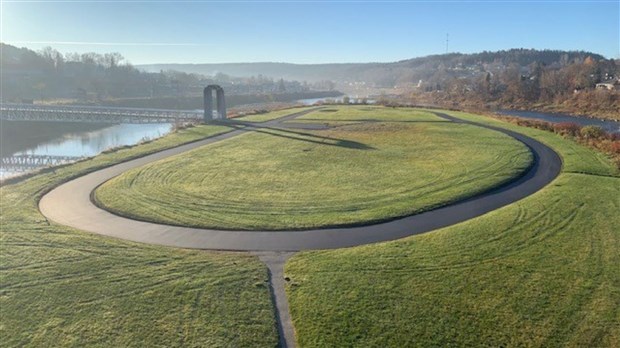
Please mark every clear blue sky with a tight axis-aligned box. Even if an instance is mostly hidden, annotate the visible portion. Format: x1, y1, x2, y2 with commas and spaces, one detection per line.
1, 1, 619, 64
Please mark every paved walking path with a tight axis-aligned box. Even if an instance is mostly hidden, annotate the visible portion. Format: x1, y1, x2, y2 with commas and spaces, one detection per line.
38, 109, 562, 348
254, 252, 297, 348
39, 110, 562, 251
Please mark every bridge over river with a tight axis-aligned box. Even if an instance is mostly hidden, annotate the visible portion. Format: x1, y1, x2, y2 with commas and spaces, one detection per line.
0, 103, 204, 124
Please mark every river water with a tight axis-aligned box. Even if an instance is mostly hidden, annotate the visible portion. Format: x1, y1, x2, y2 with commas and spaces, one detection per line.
498, 110, 620, 134
1, 121, 172, 179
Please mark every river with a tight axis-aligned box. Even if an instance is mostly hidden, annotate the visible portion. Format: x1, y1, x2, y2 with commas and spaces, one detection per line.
1, 121, 172, 179
498, 110, 620, 134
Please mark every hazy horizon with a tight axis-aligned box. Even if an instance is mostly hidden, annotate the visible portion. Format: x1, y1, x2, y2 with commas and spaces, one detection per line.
2, 1, 618, 65
133, 48, 617, 66
3, 43, 616, 67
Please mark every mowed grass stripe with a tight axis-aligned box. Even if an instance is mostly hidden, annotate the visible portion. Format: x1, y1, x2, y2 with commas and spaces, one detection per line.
95, 115, 532, 230
234, 106, 318, 122
285, 111, 620, 347
437, 109, 619, 177
296, 105, 446, 122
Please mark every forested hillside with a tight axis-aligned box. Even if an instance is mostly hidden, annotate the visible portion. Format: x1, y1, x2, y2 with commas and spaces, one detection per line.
0, 43, 333, 104
139, 49, 609, 87
3, 43, 617, 118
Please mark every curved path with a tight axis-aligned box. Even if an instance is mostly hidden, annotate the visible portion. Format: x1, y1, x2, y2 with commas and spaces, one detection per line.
39, 111, 562, 252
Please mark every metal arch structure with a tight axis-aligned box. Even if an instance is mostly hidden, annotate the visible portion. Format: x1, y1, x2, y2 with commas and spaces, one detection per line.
203, 85, 226, 121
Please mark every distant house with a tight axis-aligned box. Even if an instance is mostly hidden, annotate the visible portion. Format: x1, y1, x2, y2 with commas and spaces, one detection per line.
595, 80, 620, 91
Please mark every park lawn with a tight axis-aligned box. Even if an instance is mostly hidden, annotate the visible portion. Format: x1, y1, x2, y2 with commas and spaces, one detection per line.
94, 119, 532, 230
436, 109, 619, 177
285, 111, 620, 347
234, 106, 317, 122
0, 124, 279, 347
295, 105, 447, 122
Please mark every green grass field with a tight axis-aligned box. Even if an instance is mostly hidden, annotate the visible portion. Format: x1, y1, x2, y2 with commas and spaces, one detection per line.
295, 105, 445, 122
94, 111, 532, 230
234, 106, 317, 122
0, 124, 279, 347
285, 110, 620, 347
4, 105, 617, 347
284, 106, 447, 126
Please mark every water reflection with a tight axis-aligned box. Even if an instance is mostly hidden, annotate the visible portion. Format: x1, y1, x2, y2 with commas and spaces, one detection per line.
1, 122, 172, 179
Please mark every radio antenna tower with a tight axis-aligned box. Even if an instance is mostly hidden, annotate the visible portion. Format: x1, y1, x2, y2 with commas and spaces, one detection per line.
446, 33, 449, 53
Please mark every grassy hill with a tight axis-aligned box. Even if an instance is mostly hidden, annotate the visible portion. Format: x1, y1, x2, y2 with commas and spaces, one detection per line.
285, 109, 620, 347
0, 124, 279, 347
94, 107, 531, 230
138, 49, 605, 85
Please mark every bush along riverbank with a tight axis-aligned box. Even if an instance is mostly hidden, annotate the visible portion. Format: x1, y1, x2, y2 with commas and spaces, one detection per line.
493, 115, 620, 170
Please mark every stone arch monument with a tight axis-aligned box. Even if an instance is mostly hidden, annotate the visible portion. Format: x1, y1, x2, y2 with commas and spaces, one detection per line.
203, 85, 226, 121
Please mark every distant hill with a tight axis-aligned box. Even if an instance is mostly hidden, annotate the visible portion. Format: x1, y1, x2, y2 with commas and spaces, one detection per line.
137, 62, 372, 83
138, 49, 607, 86
0, 43, 338, 104
3, 43, 614, 115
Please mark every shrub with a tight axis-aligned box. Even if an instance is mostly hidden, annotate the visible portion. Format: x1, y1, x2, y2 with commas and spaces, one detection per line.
553, 122, 581, 137
580, 125, 605, 139
494, 114, 620, 170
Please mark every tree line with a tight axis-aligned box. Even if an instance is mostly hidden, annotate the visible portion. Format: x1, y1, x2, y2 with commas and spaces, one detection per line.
0, 44, 328, 103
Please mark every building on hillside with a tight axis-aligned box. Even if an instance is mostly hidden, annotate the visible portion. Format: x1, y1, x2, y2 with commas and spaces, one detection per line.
595, 80, 620, 91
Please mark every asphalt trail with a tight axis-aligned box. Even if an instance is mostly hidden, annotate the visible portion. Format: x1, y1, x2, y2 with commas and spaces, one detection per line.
39, 110, 562, 252
37, 108, 562, 348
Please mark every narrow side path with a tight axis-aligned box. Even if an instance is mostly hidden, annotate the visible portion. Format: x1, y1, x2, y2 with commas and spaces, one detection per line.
254, 252, 297, 348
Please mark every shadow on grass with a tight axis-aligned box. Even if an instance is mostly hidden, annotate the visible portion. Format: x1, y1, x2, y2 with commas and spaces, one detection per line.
221, 121, 376, 150
291, 118, 449, 123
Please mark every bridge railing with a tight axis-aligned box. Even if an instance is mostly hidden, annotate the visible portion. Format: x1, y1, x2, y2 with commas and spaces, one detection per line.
0, 103, 203, 124
1, 154, 86, 172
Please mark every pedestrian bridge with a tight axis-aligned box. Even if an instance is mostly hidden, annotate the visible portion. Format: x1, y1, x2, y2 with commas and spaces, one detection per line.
0, 103, 203, 124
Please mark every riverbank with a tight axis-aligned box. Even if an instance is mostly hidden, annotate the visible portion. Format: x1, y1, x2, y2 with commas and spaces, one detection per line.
405, 90, 620, 122
502, 101, 620, 122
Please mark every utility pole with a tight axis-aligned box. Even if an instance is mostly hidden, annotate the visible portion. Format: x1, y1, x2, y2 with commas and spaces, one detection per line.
446, 33, 449, 53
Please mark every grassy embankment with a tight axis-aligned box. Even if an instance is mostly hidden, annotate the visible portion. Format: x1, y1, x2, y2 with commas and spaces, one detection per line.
285, 109, 620, 347
294, 105, 443, 123
94, 107, 532, 230
233, 106, 318, 122
0, 124, 279, 347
